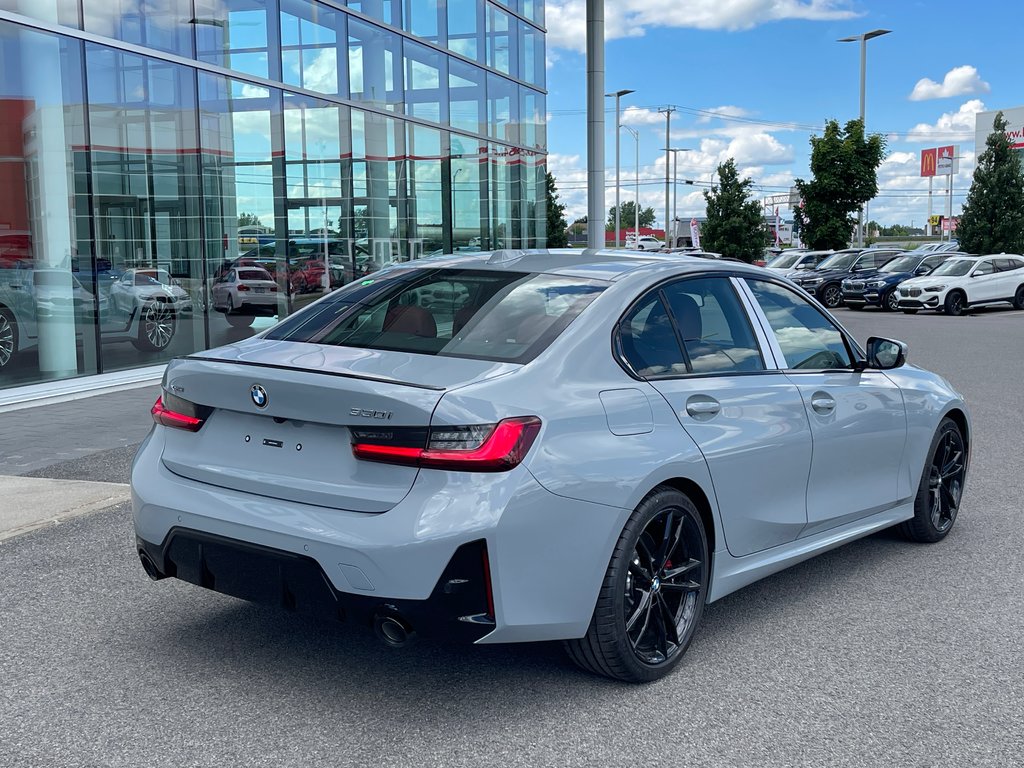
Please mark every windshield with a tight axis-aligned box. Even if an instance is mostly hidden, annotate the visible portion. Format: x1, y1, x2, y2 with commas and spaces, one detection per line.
928, 259, 975, 277
879, 256, 920, 273
768, 252, 804, 269
816, 252, 858, 271
265, 268, 606, 363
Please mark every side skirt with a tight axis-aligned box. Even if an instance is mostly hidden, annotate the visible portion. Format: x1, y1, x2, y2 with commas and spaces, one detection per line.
707, 501, 914, 603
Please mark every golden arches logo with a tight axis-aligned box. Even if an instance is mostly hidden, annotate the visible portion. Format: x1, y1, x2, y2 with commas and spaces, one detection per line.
920, 149, 937, 177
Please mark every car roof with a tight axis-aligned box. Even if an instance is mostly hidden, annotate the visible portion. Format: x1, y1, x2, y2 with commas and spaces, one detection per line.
385, 248, 766, 282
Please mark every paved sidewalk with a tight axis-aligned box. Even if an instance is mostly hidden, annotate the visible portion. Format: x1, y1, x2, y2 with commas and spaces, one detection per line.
0, 385, 156, 542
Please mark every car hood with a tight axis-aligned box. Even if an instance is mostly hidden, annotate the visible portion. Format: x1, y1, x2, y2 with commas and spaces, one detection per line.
899, 275, 954, 288
794, 268, 849, 281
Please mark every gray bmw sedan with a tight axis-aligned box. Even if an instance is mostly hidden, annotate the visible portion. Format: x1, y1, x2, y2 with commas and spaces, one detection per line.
133, 249, 969, 682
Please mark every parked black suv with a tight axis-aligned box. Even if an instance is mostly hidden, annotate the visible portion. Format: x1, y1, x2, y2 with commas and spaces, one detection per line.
789, 248, 901, 308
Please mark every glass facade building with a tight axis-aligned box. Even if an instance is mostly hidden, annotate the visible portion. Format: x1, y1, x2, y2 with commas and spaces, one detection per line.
0, 0, 546, 391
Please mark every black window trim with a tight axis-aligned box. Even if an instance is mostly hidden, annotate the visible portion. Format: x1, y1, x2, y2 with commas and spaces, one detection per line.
742, 275, 866, 375
612, 271, 770, 382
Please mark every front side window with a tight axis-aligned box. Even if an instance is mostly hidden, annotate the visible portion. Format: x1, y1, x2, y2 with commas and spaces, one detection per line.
661, 278, 764, 374
746, 280, 854, 371
266, 268, 605, 363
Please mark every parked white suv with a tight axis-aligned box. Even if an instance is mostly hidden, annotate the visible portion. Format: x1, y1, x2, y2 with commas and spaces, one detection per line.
630, 236, 664, 251
897, 254, 1024, 315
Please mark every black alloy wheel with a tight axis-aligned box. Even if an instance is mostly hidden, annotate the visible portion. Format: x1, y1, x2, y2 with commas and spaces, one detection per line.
1013, 285, 1024, 311
0, 308, 17, 370
901, 418, 966, 543
884, 289, 900, 312
944, 291, 965, 316
821, 284, 843, 308
565, 487, 708, 683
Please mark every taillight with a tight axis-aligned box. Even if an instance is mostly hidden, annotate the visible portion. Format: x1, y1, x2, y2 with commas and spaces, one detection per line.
270, 285, 279, 292
237, 284, 250, 291
151, 394, 211, 432
351, 417, 541, 472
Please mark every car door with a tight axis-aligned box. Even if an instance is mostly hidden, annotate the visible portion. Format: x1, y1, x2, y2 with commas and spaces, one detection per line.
619, 276, 813, 557
965, 258, 1000, 303
999, 258, 1024, 300
743, 278, 907, 537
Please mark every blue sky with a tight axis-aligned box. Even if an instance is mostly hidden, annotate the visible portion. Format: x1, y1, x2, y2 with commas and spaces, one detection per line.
543, 0, 1018, 226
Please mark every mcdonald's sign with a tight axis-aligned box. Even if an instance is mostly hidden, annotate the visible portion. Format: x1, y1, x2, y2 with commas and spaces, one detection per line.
920, 148, 937, 177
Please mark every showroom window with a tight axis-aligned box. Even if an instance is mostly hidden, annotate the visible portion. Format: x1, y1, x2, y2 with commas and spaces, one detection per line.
194, 0, 276, 80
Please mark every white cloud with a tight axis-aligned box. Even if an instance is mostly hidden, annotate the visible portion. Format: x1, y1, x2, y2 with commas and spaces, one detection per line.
696, 106, 752, 124
621, 106, 665, 126
909, 65, 990, 102
547, 0, 860, 53
861, 148, 977, 226
904, 99, 986, 143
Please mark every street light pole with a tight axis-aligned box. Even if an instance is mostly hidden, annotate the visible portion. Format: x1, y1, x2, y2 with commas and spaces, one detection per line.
606, 88, 635, 249
667, 148, 689, 245
623, 126, 640, 245
658, 107, 675, 242
586, 0, 605, 249
838, 29, 891, 248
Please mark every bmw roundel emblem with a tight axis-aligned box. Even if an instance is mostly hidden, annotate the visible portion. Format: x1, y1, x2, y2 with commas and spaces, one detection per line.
250, 384, 268, 409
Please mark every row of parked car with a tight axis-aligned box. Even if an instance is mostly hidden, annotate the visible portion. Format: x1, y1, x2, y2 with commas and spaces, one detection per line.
765, 242, 1024, 316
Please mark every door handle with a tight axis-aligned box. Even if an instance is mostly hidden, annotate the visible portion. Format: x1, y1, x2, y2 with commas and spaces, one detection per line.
685, 397, 721, 419
810, 392, 836, 415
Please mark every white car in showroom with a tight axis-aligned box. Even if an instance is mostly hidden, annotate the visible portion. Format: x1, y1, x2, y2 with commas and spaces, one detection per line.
897, 254, 1024, 315
211, 266, 279, 327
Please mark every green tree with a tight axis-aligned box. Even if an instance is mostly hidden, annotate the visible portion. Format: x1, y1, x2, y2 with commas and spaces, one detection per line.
957, 112, 1024, 255
605, 201, 656, 231
237, 212, 262, 228
793, 119, 886, 250
545, 172, 570, 247
701, 159, 769, 262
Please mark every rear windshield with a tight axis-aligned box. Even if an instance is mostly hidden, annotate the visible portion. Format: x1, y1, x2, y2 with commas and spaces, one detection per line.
265, 268, 606, 363
238, 269, 271, 281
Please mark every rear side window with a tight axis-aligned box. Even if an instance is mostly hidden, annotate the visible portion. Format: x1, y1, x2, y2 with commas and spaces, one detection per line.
265, 268, 605, 363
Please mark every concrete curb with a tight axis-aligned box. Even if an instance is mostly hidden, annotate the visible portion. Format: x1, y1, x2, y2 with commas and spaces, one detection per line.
0, 476, 131, 543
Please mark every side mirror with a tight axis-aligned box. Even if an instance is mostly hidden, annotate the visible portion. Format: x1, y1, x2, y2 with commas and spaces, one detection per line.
795, 262, 810, 270
915, 265, 931, 275
864, 337, 907, 370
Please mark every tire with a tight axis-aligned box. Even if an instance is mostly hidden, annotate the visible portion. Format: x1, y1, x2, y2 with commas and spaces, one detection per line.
883, 289, 900, 312
821, 284, 842, 309
0, 307, 18, 371
900, 418, 966, 543
902, 309, 919, 315
564, 487, 709, 683
227, 313, 255, 328
132, 301, 176, 352
1013, 285, 1024, 311
943, 291, 965, 316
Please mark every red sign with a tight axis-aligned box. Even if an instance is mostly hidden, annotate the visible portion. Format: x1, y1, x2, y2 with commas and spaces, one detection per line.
920, 148, 937, 177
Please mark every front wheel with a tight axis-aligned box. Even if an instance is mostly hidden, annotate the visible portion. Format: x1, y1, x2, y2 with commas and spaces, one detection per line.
133, 301, 176, 352
944, 291, 965, 316
0, 307, 18, 371
900, 418, 966, 543
1013, 285, 1024, 311
821, 284, 842, 308
883, 289, 900, 312
564, 487, 709, 683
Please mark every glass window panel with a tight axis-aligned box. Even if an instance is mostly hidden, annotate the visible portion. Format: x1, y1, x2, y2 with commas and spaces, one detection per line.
449, 135, 484, 252
348, 18, 404, 111
449, 59, 485, 136
522, 0, 543, 25
522, 152, 545, 247
194, 0, 271, 79
520, 24, 544, 88
403, 0, 443, 44
486, 5, 516, 75
490, 142, 519, 249
348, 0, 401, 28
746, 279, 853, 370
0, 23, 96, 388
407, 125, 443, 255
404, 40, 447, 124
0, 0, 80, 27
351, 109, 405, 270
83, 0, 193, 57
487, 73, 518, 143
280, 0, 345, 97
447, 0, 481, 61
520, 88, 544, 149
86, 45, 204, 371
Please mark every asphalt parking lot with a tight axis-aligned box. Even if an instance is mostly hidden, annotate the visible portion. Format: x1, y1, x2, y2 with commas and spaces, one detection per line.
1, 306, 1022, 767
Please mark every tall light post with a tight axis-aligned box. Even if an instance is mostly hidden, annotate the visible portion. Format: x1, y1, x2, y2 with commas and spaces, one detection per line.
622, 125, 640, 245
586, 0, 605, 249
658, 107, 676, 242
606, 88, 635, 248
838, 28, 891, 247
667, 148, 689, 245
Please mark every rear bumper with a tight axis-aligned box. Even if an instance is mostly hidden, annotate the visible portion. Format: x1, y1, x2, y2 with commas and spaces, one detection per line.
131, 428, 626, 644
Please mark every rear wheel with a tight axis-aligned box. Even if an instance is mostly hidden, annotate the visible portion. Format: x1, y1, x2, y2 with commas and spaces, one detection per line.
900, 418, 966, 543
821, 284, 842, 308
227, 313, 255, 328
944, 291, 965, 316
1013, 285, 1024, 310
0, 307, 17, 370
133, 301, 176, 352
564, 487, 708, 683
883, 289, 900, 312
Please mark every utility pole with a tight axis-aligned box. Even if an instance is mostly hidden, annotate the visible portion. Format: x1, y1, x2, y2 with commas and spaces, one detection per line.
658, 107, 675, 243
606, 89, 635, 248
668, 148, 689, 245
586, 0, 605, 249
623, 126, 640, 245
